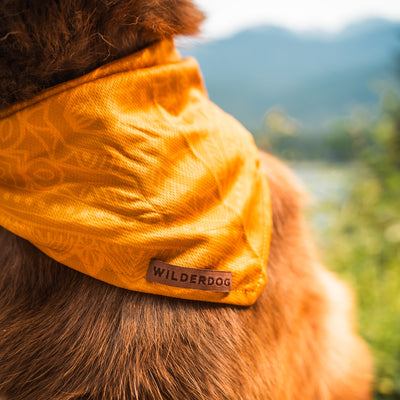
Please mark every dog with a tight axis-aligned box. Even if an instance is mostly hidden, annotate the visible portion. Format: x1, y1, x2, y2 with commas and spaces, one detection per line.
0, 1, 372, 399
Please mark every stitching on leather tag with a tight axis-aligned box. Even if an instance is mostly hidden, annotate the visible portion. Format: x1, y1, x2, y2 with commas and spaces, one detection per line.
147, 259, 232, 293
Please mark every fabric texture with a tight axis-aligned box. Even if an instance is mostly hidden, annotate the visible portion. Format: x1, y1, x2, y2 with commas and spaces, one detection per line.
0, 40, 272, 305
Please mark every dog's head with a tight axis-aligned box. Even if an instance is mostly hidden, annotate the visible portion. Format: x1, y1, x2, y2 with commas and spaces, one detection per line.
0, 0, 204, 109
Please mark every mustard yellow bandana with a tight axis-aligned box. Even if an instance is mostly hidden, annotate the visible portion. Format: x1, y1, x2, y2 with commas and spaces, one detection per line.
0, 40, 272, 306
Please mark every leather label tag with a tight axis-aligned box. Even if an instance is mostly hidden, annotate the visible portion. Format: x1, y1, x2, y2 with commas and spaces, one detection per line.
146, 259, 232, 293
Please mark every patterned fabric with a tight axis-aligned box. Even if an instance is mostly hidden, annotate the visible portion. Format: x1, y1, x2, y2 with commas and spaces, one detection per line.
0, 40, 272, 305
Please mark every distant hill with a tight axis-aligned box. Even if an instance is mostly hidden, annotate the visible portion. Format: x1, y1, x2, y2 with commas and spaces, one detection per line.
180, 19, 400, 134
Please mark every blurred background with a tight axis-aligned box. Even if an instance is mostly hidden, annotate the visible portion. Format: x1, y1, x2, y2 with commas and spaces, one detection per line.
181, 1, 400, 398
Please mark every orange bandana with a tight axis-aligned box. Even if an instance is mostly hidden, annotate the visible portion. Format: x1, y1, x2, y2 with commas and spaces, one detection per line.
0, 40, 272, 305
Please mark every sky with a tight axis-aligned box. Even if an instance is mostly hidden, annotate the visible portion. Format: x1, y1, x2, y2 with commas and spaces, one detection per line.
194, 0, 400, 39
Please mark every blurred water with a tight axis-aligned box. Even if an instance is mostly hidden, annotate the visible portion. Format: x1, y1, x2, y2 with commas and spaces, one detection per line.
290, 162, 356, 229
291, 162, 354, 203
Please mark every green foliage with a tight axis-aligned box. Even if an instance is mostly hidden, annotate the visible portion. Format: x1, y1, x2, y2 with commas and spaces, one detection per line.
257, 107, 368, 162
316, 91, 400, 399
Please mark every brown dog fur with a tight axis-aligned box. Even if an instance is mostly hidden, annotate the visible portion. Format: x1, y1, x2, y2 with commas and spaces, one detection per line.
0, 1, 372, 399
